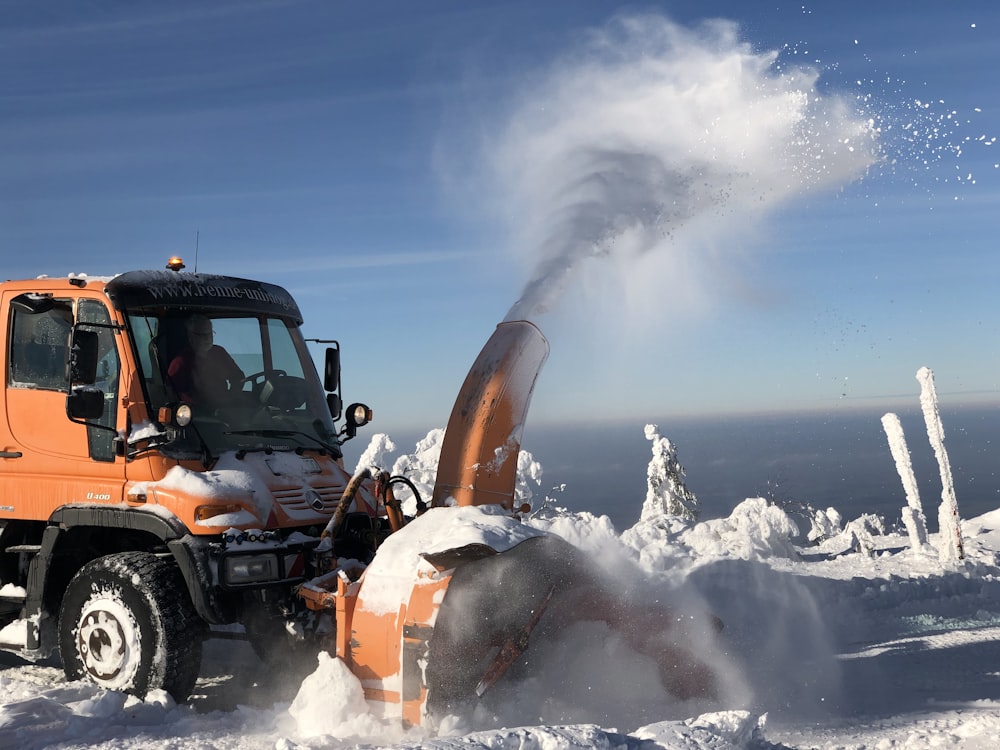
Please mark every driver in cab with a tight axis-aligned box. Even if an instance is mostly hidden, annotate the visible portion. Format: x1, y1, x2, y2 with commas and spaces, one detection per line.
167, 314, 245, 406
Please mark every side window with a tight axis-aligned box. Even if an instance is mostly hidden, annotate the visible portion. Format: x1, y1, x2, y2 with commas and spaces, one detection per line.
129, 314, 157, 383
77, 300, 120, 462
9, 296, 74, 391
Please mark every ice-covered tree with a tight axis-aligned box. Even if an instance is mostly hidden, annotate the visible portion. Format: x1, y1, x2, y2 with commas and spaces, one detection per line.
357, 428, 545, 516
641, 424, 699, 522
355, 433, 397, 475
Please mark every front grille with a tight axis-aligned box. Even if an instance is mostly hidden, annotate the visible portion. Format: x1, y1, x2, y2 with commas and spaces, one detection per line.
272, 483, 344, 513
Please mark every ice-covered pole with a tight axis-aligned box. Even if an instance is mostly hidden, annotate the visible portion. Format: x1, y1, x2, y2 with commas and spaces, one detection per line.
881, 412, 928, 549
915, 367, 964, 562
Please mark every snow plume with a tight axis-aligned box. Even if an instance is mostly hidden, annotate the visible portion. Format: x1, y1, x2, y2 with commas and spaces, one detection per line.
687, 557, 841, 721
491, 14, 878, 323
855, 70, 998, 199
361, 434, 749, 731
434, 521, 751, 732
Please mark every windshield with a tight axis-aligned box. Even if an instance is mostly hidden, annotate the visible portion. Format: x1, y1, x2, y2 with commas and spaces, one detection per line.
127, 311, 340, 459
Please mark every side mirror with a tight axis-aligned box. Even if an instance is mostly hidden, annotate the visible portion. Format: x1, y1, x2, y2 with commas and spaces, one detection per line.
68, 329, 100, 385
324, 345, 340, 392
11, 293, 55, 315
67, 386, 106, 421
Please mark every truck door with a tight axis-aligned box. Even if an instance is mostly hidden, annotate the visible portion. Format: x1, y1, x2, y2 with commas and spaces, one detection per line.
2, 294, 125, 521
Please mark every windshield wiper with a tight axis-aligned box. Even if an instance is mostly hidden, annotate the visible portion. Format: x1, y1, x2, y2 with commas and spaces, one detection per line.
224, 428, 341, 456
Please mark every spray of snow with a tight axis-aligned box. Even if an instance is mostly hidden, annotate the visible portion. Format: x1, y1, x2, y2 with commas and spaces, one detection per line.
916, 367, 964, 562
482, 15, 878, 325
855, 71, 998, 200
355, 429, 853, 730
881, 412, 929, 548
351, 430, 755, 729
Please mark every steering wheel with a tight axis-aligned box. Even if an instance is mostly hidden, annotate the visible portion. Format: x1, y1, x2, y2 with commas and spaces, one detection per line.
242, 370, 307, 411
242, 369, 285, 390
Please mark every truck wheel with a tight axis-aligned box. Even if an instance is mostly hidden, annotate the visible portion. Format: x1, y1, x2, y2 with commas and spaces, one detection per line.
58, 551, 205, 701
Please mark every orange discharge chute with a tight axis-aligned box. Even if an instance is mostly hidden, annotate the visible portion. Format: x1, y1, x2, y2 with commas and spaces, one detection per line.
430, 319, 549, 510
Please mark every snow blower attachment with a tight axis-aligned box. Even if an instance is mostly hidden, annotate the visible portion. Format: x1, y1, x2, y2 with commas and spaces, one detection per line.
297, 320, 719, 727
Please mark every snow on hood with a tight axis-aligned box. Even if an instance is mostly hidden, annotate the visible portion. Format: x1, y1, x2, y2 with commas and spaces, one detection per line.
147, 450, 340, 526
152, 457, 272, 523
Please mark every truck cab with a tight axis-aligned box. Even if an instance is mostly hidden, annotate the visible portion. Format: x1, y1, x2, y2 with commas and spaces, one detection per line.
0, 266, 374, 699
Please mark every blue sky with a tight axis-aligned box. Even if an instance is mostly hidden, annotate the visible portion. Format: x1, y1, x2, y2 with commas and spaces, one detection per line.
2, 1, 998, 435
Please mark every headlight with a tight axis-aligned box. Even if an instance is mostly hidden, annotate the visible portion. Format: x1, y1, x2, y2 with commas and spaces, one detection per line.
156, 403, 193, 427
346, 402, 372, 428
223, 555, 279, 584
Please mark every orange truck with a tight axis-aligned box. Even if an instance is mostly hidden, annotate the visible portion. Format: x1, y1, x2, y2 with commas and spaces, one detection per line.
0, 260, 376, 700
0, 260, 719, 727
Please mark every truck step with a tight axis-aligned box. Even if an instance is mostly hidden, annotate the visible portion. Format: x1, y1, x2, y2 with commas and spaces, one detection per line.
0, 581, 27, 616
0, 617, 27, 649
4, 544, 42, 554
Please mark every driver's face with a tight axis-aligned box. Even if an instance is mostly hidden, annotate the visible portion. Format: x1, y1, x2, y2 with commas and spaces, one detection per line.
189, 322, 214, 354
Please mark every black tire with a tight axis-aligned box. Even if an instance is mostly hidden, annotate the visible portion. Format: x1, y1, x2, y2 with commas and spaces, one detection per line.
58, 551, 205, 701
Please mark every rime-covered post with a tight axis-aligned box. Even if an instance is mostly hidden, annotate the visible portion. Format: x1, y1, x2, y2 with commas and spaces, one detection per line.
641, 424, 699, 522
916, 367, 964, 562
881, 412, 929, 549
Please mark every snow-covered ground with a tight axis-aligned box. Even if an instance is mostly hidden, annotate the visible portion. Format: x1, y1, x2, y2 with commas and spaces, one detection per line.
4, 428, 1000, 750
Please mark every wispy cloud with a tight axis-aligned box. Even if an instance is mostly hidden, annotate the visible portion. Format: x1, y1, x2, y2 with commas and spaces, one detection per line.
1, 1, 301, 43
230, 249, 475, 276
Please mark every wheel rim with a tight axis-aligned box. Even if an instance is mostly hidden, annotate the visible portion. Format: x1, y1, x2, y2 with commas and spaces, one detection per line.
75, 595, 141, 688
